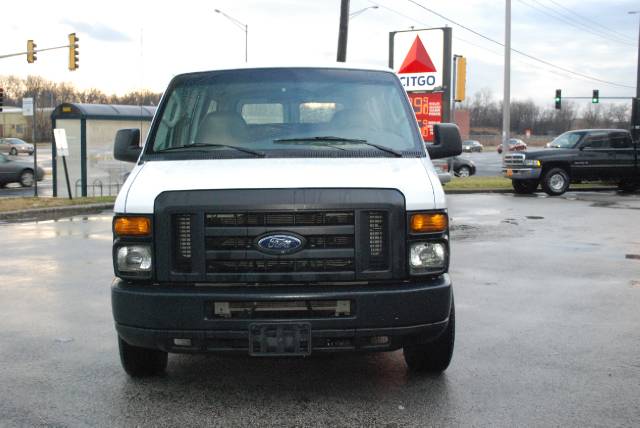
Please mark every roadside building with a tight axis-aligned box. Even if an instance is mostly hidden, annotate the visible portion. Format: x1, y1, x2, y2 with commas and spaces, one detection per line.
0, 108, 29, 139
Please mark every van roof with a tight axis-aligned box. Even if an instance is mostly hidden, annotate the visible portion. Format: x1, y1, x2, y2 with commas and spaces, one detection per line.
174, 62, 394, 77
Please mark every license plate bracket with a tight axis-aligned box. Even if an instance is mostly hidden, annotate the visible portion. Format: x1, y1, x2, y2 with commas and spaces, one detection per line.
249, 323, 311, 356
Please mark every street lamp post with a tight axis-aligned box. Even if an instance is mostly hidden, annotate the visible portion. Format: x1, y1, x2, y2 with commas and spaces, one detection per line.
214, 9, 248, 63
502, 0, 511, 158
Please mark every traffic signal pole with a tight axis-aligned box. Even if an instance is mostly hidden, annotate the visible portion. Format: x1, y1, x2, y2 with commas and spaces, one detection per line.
0, 44, 70, 60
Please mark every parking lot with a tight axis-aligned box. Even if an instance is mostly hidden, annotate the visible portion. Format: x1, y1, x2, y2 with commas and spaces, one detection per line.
1, 191, 639, 426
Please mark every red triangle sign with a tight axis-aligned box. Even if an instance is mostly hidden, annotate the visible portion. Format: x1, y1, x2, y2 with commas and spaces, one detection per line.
398, 36, 437, 74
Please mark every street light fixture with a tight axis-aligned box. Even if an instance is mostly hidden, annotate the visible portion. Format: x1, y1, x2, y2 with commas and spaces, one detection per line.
349, 5, 378, 19
214, 8, 248, 63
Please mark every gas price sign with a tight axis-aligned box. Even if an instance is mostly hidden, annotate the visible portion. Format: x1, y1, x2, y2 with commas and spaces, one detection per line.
408, 92, 443, 142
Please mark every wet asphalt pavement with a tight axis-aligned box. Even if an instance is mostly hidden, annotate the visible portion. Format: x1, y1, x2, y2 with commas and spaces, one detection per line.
1, 191, 639, 426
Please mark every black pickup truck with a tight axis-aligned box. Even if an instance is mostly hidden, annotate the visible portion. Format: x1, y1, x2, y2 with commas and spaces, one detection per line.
503, 129, 639, 195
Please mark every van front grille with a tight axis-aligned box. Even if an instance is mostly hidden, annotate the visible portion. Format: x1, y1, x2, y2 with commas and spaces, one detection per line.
156, 189, 405, 283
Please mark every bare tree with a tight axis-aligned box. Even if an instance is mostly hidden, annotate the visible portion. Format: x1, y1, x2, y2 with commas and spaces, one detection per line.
582, 104, 602, 128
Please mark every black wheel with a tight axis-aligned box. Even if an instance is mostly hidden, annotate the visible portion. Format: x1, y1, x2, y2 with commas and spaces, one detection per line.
118, 336, 168, 377
457, 166, 471, 178
10, 147, 18, 156
403, 299, 455, 373
618, 180, 639, 193
19, 169, 35, 187
512, 179, 538, 194
541, 167, 570, 196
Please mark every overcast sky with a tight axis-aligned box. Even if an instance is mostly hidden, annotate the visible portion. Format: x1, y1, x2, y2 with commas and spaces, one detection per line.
2, 0, 638, 107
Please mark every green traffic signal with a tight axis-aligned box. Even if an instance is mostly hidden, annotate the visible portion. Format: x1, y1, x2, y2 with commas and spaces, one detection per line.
592, 89, 599, 104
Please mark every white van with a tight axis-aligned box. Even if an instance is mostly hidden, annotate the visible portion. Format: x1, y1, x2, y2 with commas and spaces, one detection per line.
111, 64, 462, 377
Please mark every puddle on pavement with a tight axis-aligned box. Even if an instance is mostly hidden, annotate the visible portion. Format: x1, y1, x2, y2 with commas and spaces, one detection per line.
626, 254, 640, 261
526, 215, 544, 220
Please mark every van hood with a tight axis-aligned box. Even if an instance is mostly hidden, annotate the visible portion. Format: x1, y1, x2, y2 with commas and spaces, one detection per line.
116, 157, 445, 213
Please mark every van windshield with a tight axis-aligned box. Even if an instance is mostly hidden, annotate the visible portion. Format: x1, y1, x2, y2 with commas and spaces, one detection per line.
148, 68, 423, 158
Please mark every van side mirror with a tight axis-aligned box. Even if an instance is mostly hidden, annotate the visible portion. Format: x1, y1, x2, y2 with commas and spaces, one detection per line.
426, 123, 463, 159
114, 129, 142, 163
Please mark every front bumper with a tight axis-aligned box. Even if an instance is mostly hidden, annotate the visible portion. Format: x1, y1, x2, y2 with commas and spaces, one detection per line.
112, 275, 453, 354
503, 167, 541, 180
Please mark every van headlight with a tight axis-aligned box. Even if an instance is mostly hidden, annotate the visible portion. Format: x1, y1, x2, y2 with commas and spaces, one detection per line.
409, 242, 447, 274
116, 245, 152, 273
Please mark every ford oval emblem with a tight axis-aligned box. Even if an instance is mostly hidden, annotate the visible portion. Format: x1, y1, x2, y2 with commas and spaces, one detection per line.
256, 233, 305, 255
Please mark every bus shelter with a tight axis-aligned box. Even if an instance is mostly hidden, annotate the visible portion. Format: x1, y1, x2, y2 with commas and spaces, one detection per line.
51, 103, 155, 197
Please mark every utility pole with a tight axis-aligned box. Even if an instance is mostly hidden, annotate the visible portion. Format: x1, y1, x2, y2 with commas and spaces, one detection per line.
502, 0, 511, 157
337, 0, 350, 62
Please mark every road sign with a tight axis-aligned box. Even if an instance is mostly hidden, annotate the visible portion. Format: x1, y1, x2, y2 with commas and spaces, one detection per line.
53, 128, 69, 157
408, 92, 443, 142
392, 29, 445, 91
22, 97, 34, 116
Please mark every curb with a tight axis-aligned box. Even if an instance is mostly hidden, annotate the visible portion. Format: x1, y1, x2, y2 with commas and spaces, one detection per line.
0, 203, 114, 222
445, 187, 618, 195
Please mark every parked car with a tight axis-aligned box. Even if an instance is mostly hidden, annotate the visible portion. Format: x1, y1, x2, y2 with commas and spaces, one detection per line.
462, 140, 483, 152
0, 138, 34, 156
0, 153, 45, 187
503, 129, 639, 196
449, 156, 476, 177
497, 138, 527, 154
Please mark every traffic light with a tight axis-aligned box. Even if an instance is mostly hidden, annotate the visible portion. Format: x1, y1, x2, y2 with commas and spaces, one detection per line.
27, 40, 37, 63
554, 89, 561, 110
592, 89, 599, 104
0, 87, 4, 113
68, 33, 79, 71
454, 56, 467, 102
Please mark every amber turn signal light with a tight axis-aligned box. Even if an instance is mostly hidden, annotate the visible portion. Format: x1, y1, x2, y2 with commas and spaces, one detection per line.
410, 213, 448, 233
114, 216, 151, 236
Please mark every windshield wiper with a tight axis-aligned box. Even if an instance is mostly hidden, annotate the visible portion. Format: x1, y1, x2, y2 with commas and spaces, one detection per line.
157, 143, 265, 157
273, 136, 403, 157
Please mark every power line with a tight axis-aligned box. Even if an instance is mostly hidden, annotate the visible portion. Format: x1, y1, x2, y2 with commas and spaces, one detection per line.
519, 0, 636, 47
546, 0, 636, 44
404, 0, 635, 89
369, 0, 622, 88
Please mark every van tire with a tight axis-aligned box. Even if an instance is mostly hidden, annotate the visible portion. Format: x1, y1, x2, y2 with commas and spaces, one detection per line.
541, 167, 570, 196
403, 298, 455, 373
118, 336, 168, 377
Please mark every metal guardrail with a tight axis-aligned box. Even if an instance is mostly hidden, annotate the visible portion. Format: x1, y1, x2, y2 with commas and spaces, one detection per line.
74, 179, 122, 197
